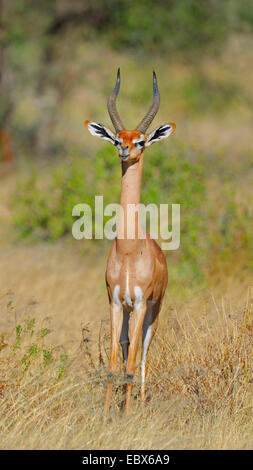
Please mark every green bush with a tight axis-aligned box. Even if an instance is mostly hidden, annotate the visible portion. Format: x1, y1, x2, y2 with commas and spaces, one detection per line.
13, 141, 206, 288
13, 141, 253, 286
14, 142, 204, 232
109, 0, 229, 54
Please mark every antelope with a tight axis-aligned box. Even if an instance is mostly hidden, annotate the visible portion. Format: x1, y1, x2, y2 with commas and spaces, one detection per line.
85, 69, 176, 419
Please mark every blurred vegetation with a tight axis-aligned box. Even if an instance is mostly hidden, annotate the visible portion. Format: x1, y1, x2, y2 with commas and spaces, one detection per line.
1, 0, 253, 158
13, 141, 204, 242
13, 138, 253, 288
1, 0, 253, 289
109, 0, 253, 54
1, 1, 253, 452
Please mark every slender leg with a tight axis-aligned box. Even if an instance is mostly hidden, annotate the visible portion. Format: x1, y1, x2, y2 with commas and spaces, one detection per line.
103, 301, 123, 422
119, 309, 130, 407
120, 308, 130, 378
141, 301, 159, 403
125, 301, 147, 415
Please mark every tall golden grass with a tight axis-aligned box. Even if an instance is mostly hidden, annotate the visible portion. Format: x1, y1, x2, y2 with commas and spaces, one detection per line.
0, 239, 253, 449
1, 35, 253, 449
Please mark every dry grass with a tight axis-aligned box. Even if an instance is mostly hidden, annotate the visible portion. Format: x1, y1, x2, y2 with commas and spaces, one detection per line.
1, 34, 253, 450
0, 241, 253, 449
0, 168, 252, 449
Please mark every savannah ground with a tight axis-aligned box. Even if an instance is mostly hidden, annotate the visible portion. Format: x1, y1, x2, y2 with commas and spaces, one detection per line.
0, 1, 253, 449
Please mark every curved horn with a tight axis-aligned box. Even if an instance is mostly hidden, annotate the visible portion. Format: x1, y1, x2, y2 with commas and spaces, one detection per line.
136, 70, 160, 133
107, 68, 125, 132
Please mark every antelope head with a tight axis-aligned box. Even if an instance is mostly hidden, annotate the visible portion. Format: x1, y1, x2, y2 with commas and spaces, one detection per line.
85, 69, 176, 163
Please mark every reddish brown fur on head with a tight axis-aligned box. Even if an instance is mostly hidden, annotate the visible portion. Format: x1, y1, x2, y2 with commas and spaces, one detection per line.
116, 130, 146, 162
85, 70, 176, 163
85, 120, 176, 163
117, 130, 144, 145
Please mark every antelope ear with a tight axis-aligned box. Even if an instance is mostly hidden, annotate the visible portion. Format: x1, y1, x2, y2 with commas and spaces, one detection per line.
84, 120, 116, 145
145, 123, 176, 147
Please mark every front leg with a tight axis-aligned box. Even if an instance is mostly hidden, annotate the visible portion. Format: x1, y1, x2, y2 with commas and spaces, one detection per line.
125, 299, 147, 415
103, 300, 123, 422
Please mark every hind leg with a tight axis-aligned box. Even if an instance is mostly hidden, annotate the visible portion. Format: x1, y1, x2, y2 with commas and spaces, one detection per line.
125, 301, 147, 415
120, 309, 130, 378
141, 300, 160, 403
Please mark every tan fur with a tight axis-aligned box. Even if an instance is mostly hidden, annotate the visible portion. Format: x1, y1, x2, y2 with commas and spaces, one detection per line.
104, 150, 168, 417
85, 91, 175, 419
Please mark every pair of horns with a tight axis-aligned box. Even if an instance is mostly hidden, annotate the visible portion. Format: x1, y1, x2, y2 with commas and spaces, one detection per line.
107, 68, 160, 133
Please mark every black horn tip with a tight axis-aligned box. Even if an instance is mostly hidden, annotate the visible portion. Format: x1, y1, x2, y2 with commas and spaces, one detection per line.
152, 70, 159, 97
113, 68, 120, 95
135, 70, 160, 132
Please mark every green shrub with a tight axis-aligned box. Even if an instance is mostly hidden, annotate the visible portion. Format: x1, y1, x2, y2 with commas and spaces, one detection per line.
109, 0, 229, 54
3, 313, 63, 382
13, 141, 206, 285
12, 140, 253, 286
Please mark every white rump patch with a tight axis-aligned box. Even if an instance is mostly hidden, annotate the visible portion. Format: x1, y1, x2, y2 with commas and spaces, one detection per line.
123, 271, 132, 308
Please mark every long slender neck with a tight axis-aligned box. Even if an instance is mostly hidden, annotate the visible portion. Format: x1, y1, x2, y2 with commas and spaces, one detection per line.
117, 153, 144, 253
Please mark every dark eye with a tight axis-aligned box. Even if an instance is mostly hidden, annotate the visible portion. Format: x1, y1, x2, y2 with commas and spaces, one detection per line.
114, 140, 121, 147
135, 140, 145, 148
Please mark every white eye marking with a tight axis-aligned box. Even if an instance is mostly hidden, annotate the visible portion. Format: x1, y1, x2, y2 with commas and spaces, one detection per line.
135, 141, 145, 148
133, 135, 144, 143
115, 137, 123, 148
133, 136, 145, 149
